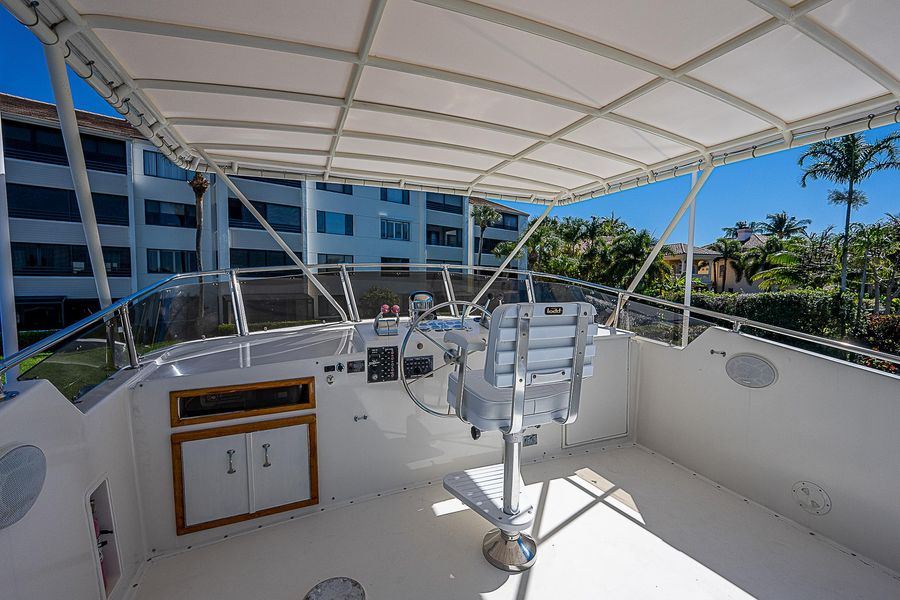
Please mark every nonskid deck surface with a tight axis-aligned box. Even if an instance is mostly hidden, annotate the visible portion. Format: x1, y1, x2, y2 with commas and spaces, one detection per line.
133, 446, 900, 600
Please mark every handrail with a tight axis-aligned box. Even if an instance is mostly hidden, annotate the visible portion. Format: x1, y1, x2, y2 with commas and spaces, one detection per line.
2, 263, 897, 392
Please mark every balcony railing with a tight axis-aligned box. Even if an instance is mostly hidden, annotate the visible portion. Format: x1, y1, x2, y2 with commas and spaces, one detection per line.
2, 263, 898, 402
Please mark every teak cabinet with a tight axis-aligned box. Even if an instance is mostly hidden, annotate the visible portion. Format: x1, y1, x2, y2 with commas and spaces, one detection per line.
171, 416, 318, 535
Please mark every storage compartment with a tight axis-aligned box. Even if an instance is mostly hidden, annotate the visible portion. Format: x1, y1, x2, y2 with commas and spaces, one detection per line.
170, 377, 315, 427
87, 480, 121, 598
171, 415, 318, 535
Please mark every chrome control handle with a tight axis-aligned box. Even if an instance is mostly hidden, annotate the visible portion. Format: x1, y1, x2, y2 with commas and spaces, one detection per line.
226, 449, 236, 474
262, 443, 271, 468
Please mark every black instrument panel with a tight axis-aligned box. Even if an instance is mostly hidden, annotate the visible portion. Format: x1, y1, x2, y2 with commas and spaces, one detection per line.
367, 346, 398, 383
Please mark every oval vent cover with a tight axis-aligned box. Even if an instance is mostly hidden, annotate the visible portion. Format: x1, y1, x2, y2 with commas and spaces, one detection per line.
0, 445, 47, 530
725, 354, 777, 388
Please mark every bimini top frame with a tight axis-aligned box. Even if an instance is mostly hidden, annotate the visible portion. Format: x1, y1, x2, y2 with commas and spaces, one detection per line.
4, 0, 899, 204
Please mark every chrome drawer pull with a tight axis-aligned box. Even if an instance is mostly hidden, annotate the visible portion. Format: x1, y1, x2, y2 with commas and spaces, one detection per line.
226, 449, 236, 474
262, 443, 271, 468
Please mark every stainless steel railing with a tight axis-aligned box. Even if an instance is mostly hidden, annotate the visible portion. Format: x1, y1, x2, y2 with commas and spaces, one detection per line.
1, 263, 897, 400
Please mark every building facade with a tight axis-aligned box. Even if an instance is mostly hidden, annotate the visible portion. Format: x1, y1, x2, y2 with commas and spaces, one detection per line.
0, 94, 527, 330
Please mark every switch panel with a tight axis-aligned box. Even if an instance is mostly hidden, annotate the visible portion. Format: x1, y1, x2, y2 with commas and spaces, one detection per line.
367, 346, 398, 383
403, 356, 434, 378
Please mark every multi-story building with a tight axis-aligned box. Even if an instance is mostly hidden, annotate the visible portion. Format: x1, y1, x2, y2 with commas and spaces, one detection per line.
0, 93, 527, 330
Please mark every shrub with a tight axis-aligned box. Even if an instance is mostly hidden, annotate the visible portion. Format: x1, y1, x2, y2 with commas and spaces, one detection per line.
688, 290, 853, 338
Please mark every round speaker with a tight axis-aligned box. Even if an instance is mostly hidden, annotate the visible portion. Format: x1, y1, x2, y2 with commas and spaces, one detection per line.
0, 445, 46, 530
725, 354, 777, 388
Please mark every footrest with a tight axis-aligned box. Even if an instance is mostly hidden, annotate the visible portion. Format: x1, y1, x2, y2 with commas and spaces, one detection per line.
443, 464, 534, 532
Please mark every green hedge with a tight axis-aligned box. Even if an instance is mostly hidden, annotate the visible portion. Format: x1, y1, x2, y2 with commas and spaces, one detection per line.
864, 315, 900, 355
688, 290, 853, 338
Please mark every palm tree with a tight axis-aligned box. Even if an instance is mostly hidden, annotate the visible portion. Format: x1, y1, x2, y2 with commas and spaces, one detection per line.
710, 238, 744, 292
754, 227, 838, 291
798, 132, 900, 291
722, 220, 762, 238
760, 211, 811, 239
188, 172, 210, 272
471, 203, 501, 267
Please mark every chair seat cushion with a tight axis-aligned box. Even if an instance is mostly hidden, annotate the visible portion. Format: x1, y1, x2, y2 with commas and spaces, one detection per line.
448, 369, 571, 432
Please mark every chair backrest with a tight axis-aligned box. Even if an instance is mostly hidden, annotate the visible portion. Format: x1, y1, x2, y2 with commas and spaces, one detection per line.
484, 302, 597, 389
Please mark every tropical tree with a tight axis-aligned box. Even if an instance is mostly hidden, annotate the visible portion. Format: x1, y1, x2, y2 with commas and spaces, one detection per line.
471, 203, 501, 267
754, 227, 838, 291
798, 132, 900, 291
188, 172, 209, 272
760, 211, 811, 239
709, 238, 743, 292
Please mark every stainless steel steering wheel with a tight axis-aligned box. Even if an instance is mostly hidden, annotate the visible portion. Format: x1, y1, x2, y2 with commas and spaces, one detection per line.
399, 300, 491, 418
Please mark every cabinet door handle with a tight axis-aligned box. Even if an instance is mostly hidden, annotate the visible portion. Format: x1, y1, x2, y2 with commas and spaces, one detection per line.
262, 443, 271, 468
226, 449, 236, 474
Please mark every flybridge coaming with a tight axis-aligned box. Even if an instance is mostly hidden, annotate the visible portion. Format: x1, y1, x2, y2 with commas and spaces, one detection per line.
6, 0, 900, 203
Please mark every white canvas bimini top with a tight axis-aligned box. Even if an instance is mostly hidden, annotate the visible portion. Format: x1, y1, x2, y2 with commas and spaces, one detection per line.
8, 0, 900, 203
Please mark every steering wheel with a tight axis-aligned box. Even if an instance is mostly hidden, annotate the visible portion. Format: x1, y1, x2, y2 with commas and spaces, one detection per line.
399, 300, 491, 418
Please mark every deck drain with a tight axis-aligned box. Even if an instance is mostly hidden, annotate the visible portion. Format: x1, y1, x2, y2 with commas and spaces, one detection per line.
304, 577, 366, 600
792, 481, 831, 515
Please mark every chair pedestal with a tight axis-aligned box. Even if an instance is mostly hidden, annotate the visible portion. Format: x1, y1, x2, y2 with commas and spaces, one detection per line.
443, 434, 537, 571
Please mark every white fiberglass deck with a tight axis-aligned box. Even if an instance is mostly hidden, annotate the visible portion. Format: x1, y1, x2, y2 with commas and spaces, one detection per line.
133, 445, 900, 600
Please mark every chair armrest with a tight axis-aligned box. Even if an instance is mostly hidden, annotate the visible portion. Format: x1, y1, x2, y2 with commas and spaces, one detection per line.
444, 331, 487, 352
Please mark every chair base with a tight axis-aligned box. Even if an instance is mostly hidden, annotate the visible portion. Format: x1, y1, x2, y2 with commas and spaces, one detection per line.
482, 528, 537, 572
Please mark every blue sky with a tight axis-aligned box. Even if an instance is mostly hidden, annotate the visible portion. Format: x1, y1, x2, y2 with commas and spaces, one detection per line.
1, 10, 897, 245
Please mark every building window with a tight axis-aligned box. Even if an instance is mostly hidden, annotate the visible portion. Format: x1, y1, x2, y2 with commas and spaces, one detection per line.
2, 120, 127, 174
316, 210, 353, 235
501, 213, 518, 230
381, 219, 410, 241
316, 182, 353, 194
427, 259, 462, 265
317, 253, 353, 264
147, 249, 197, 274
381, 257, 410, 276
228, 198, 301, 233
236, 176, 305, 188
143, 150, 193, 180
474, 237, 503, 254
6, 183, 129, 226
426, 192, 463, 214
145, 200, 197, 228
11, 242, 130, 276
426, 225, 462, 247
229, 249, 296, 269
380, 188, 410, 204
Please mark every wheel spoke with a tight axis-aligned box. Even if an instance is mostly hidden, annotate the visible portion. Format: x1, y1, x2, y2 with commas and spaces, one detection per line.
415, 327, 451, 354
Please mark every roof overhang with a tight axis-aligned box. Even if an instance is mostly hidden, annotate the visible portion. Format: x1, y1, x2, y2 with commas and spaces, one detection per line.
5, 0, 899, 204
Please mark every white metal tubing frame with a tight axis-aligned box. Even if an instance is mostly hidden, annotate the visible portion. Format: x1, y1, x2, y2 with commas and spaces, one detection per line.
196, 149, 349, 322
44, 43, 113, 309
607, 166, 712, 326
681, 171, 698, 347
0, 112, 18, 377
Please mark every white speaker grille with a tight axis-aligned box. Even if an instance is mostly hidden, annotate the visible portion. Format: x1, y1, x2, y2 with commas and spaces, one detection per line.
725, 354, 777, 388
0, 445, 46, 530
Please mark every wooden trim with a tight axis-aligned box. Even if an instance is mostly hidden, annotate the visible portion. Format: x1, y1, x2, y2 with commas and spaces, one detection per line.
171, 415, 319, 536
169, 377, 316, 428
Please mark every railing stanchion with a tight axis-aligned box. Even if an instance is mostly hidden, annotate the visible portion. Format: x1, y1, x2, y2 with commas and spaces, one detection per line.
525, 273, 535, 302
118, 304, 139, 368
441, 266, 458, 317
229, 270, 249, 336
340, 265, 360, 322
612, 292, 624, 330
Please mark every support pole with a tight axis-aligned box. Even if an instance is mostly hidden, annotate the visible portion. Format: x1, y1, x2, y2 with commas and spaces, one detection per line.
45, 44, 112, 308
681, 171, 698, 347
607, 166, 712, 327
470, 198, 558, 309
0, 112, 18, 377
196, 150, 349, 321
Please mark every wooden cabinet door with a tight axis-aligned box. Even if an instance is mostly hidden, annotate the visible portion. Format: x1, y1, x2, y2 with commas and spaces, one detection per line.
249, 424, 311, 512
180, 433, 250, 526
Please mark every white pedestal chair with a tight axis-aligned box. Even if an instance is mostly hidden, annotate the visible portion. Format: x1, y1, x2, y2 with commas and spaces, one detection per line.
443, 302, 597, 571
